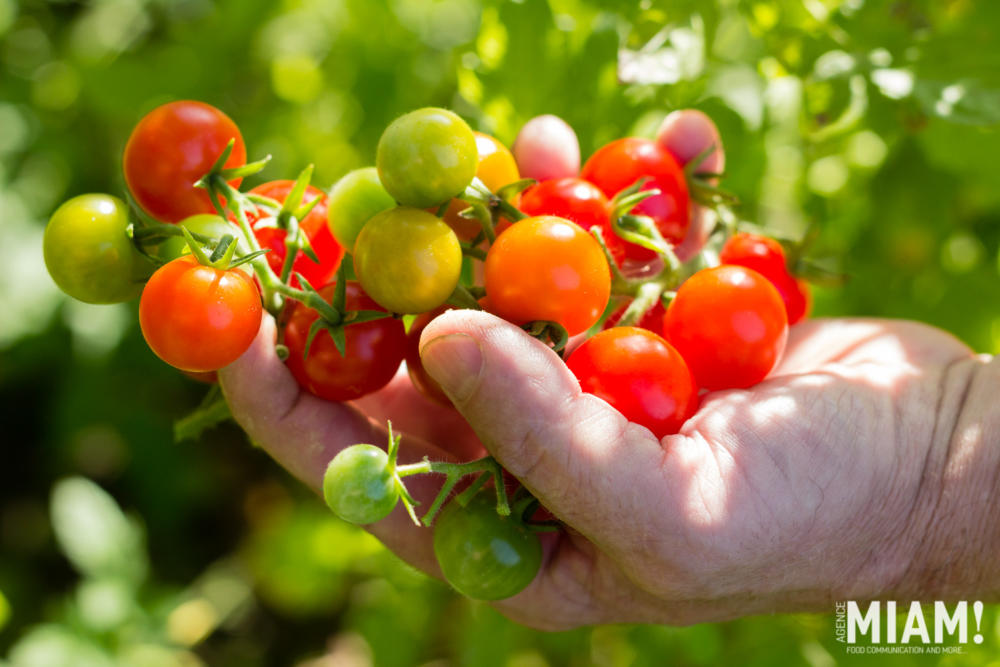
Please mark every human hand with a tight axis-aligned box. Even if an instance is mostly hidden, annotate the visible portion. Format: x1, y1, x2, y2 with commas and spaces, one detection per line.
219, 112, 1000, 630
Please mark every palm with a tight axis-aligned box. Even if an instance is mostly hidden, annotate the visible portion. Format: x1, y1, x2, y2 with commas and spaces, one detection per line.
219, 313, 975, 629
499, 318, 974, 628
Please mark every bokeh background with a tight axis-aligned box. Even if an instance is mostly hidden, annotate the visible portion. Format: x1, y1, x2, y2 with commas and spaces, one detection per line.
3, 0, 1000, 665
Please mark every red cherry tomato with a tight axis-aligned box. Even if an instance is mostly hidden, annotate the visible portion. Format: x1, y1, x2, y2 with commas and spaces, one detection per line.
405, 306, 452, 406
124, 101, 246, 223
139, 255, 262, 372
719, 233, 787, 276
484, 216, 611, 336
581, 137, 690, 260
244, 181, 344, 289
777, 276, 812, 325
719, 232, 811, 325
519, 178, 607, 230
663, 266, 788, 391
518, 178, 626, 266
567, 327, 698, 439
283, 282, 407, 402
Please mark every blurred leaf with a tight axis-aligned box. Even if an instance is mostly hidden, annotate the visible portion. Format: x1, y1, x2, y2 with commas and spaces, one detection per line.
7, 625, 113, 667
173, 388, 232, 442
913, 79, 1000, 125
49, 477, 147, 584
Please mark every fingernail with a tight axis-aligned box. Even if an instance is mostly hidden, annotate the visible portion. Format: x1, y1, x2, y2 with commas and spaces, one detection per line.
657, 109, 724, 173
420, 333, 483, 403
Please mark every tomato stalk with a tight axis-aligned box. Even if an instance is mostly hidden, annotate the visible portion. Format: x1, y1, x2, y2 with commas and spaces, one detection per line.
395, 454, 510, 527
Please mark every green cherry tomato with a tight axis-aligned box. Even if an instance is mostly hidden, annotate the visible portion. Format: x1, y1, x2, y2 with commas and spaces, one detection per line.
376, 108, 478, 207
327, 167, 396, 250
433, 491, 543, 601
44, 193, 152, 304
155, 214, 251, 274
354, 207, 462, 314
322, 444, 400, 525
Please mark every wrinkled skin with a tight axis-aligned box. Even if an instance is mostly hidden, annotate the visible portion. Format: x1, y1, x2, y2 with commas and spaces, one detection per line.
219, 111, 1000, 629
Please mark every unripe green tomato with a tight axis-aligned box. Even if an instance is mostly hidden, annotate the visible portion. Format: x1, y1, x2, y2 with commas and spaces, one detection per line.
376, 108, 477, 207
327, 167, 396, 250
354, 207, 462, 314
155, 214, 252, 276
44, 193, 152, 304
323, 444, 399, 525
433, 491, 543, 601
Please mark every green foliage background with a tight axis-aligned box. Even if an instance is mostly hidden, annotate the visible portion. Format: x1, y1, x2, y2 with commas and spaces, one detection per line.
2, 0, 1000, 665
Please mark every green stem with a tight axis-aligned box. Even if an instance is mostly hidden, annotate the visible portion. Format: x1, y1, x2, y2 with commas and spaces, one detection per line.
279, 215, 300, 284
461, 245, 488, 261
395, 455, 509, 526
616, 280, 664, 327
210, 175, 285, 315
446, 284, 483, 310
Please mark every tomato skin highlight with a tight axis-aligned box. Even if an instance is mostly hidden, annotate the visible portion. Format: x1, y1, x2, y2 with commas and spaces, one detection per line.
245, 180, 343, 289
567, 327, 698, 439
433, 491, 542, 601
719, 232, 811, 325
139, 256, 262, 372
484, 215, 611, 337
581, 137, 690, 260
124, 101, 246, 223
283, 282, 407, 402
44, 193, 151, 304
663, 266, 788, 391
354, 207, 462, 314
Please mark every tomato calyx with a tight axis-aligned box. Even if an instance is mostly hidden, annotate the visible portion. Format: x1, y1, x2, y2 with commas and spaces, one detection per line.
683, 143, 740, 209
244, 166, 326, 284
394, 450, 510, 527
322, 421, 408, 525
295, 264, 394, 359
521, 320, 570, 355
176, 225, 268, 273
453, 176, 530, 243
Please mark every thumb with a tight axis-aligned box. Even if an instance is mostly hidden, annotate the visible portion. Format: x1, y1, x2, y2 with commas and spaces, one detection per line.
418, 309, 667, 543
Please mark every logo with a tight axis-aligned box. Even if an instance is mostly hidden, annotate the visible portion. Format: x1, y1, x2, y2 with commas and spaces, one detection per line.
834, 601, 985, 655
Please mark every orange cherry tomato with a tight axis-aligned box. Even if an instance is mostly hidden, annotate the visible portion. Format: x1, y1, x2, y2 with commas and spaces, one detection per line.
484, 215, 611, 336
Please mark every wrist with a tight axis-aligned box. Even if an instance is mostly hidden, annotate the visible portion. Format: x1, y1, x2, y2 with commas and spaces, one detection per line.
899, 355, 1000, 601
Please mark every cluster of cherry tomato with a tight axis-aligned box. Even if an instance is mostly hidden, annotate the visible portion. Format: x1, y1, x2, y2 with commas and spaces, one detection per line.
43, 99, 816, 602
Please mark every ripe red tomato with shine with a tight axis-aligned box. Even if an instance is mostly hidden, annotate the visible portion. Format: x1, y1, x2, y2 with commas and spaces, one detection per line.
518, 177, 626, 263
581, 137, 690, 260
139, 255, 262, 372
484, 216, 611, 336
283, 282, 407, 402
567, 327, 698, 439
244, 181, 344, 289
719, 232, 811, 325
124, 101, 246, 223
663, 266, 788, 391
